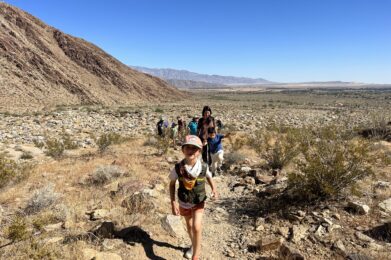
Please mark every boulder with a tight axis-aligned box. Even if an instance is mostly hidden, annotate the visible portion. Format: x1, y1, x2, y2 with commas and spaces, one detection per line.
347, 201, 370, 215
161, 215, 187, 238
290, 225, 308, 243
378, 198, 391, 213
279, 243, 305, 260
256, 237, 284, 252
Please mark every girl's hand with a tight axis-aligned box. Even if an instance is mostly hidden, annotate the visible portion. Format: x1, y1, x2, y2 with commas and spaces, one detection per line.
210, 190, 219, 200
171, 201, 180, 216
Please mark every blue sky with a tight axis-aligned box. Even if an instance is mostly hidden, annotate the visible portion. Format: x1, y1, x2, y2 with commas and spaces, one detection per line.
5, 0, 391, 83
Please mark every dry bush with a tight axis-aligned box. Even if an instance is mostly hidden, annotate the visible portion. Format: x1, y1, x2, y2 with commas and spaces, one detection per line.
96, 132, 124, 152
20, 151, 33, 160
288, 125, 375, 201
33, 139, 45, 149
25, 184, 60, 215
155, 135, 171, 155
0, 155, 30, 188
122, 192, 155, 214
358, 115, 391, 141
44, 138, 64, 158
249, 127, 302, 170
61, 132, 79, 150
87, 165, 126, 185
32, 212, 59, 231
227, 134, 246, 152
6, 215, 30, 242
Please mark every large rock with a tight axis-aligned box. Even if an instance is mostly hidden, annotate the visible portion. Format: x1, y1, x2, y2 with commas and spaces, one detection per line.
256, 237, 284, 251
90, 209, 109, 220
347, 201, 370, 215
161, 215, 187, 238
332, 240, 347, 257
378, 198, 391, 213
290, 225, 308, 243
279, 243, 305, 260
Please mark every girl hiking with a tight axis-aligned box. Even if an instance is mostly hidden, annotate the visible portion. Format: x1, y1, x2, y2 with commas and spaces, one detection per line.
197, 106, 216, 166
169, 135, 218, 260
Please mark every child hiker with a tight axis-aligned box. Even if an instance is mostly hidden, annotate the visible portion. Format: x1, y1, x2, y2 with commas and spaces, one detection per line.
207, 127, 231, 176
169, 135, 218, 260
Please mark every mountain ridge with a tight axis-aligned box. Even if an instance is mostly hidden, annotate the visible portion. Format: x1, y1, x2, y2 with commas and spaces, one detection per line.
0, 3, 185, 112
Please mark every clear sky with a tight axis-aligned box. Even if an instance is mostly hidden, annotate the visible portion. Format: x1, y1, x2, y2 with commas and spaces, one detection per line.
4, 0, 391, 83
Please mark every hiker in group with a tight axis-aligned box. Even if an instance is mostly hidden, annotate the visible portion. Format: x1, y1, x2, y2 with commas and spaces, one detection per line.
188, 116, 199, 136
207, 127, 231, 176
197, 106, 216, 165
216, 119, 224, 131
156, 116, 168, 136
177, 116, 187, 142
169, 135, 218, 260
171, 121, 179, 147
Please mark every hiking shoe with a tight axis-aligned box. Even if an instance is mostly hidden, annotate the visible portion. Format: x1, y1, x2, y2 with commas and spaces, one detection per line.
184, 246, 193, 259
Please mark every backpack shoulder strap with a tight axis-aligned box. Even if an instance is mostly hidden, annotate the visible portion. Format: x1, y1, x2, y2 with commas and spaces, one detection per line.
199, 162, 208, 178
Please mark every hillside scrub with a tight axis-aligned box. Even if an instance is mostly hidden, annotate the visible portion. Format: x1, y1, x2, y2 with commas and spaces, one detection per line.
287, 125, 376, 201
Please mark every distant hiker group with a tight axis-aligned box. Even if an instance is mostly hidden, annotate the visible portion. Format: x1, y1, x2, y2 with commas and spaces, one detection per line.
156, 106, 228, 176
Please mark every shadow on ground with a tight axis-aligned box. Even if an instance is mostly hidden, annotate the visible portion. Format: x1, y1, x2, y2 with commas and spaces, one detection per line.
64, 222, 184, 260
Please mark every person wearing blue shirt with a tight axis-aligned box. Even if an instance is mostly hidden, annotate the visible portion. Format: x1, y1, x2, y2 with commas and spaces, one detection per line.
188, 116, 199, 135
207, 127, 231, 175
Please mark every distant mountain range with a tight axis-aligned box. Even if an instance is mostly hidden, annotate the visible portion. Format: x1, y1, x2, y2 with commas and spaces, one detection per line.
129, 66, 271, 88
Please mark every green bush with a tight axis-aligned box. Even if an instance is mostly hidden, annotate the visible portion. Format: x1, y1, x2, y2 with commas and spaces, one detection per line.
156, 135, 171, 155
6, 216, 30, 242
62, 133, 79, 150
0, 156, 30, 188
287, 126, 375, 201
249, 127, 301, 170
20, 151, 33, 160
33, 139, 45, 149
44, 138, 64, 158
96, 132, 124, 152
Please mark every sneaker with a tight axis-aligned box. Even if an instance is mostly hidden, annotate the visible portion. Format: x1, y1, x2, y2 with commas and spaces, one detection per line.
184, 246, 193, 259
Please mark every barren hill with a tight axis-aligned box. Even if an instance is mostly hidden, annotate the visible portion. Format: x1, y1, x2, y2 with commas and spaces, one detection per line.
0, 3, 185, 112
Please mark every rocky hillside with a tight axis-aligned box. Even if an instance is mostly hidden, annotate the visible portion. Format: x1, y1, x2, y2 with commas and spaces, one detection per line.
130, 66, 271, 87
0, 3, 185, 112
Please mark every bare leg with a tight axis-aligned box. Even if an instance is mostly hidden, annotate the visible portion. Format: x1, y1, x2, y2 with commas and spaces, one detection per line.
192, 209, 204, 260
184, 215, 194, 245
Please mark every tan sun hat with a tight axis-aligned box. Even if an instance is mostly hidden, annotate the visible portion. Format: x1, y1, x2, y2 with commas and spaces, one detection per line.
182, 135, 202, 149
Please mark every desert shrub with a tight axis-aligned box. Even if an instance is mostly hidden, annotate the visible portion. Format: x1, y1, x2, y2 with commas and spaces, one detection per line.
0, 156, 30, 188
87, 165, 126, 185
358, 115, 391, 141
155, 135, 171, 155
154, 108, 164, 113
227, 134, 246, 152
287, 127, 375, 201
6, 216, 30, 242
32, 212, 58, 231
122, 192, 155, 214
33, 139, 45, 149
249, 127, 301, 170
224, 151, 246, 166
25, 184, 60, 215
96, 132, 124, 152
44, 138, 64, 158
20, 151, 33, 160
61, 133, 79, 150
